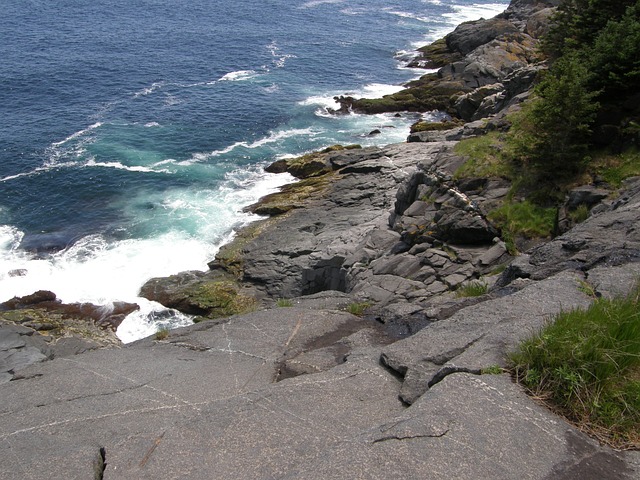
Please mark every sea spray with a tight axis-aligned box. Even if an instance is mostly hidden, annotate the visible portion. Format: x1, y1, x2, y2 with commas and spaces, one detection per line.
0, 0, 510, 341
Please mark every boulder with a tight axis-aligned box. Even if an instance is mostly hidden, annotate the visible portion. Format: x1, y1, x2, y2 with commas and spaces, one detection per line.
435, 208, 499, 245
445, 18, 519, 56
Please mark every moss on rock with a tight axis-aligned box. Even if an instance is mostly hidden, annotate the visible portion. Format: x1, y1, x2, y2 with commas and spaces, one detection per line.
244, 174, 335, 216
188, 281, 257, 322
342, 74, 469, 115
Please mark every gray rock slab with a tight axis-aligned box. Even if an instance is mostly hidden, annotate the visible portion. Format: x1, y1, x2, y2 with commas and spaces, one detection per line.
0, 308, 397, 480
281, 373, 639, 480
382, 270, 593, 404
586, 263, 640, 299
103, 353, 403, 479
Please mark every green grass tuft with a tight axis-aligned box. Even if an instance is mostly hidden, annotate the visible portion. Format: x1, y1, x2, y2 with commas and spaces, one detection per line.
590, 147, 640, 187
510, 283, 640, 449
190, 281, 257, 322
453, 132, 513, 179
568, 203, 590, 224
155, 327, 170, 340
481, 365, 504, 375
456, 281, 489, 298
346, 302, 371, 316
488, 200, 557, 243
276, 298, 293, 307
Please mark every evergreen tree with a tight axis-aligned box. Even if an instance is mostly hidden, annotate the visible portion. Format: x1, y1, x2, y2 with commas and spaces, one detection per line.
589, 1, 640, 100
513, 53, 600, 179
543, 0, 636, 59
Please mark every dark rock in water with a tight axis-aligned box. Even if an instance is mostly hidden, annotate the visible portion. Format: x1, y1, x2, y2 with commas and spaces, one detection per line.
368, 129, 382, 136
1, 290, 58, 310
263, 159, 289, 174
1, 290, 136, 333
8, 269, 27, 277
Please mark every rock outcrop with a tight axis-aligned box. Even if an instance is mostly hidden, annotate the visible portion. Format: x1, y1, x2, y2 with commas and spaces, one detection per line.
2, 1, 639, 478
336, 0, 556, 120
0, 291, 127, 383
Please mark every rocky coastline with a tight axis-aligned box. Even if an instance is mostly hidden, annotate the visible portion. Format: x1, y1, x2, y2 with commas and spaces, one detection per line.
1, 0, 639, 478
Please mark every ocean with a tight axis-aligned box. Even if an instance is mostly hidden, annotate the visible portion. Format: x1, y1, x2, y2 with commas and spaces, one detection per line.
0, 0, 509, 342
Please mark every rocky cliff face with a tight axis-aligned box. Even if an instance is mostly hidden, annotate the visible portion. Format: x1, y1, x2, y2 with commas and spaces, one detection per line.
1, 1, 639, 478
335, 0, 557, 121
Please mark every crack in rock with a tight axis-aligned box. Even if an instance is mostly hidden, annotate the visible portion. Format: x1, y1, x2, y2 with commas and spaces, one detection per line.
167, 341, 211, 352
94, 447, 106, 480
428, 365, 482, 388
372, 429, 450, 444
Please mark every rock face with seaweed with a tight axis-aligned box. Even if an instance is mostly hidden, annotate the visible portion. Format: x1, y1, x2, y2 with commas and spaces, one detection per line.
1, 0, 639, 478
333, 0, 555, 120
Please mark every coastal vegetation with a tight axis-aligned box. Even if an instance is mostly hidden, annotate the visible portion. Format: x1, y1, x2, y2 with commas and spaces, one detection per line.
512, 0, 639, 184
155, 327, 170, 340
346, 302, 371, 316
189, 281, 257, 322
510, 284, 640, 449
486, 3, 640, 445
455, 281, 489, 298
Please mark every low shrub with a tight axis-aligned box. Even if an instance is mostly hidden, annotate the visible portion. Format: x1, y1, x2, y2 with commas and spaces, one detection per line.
510, 284, 640, 448
155, 327, 170, 340
456, 281, 489, 298
346, 302, 371, 316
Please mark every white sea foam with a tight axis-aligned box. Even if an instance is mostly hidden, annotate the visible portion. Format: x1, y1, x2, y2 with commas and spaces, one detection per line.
360, 83, 406, 98
144, 122, 161, 127
117, 299, 195, 343
0, 168, 294, 343
84, 158, 169, 174
387, 10, 433, 23
340, 7, 365, 15
298, 94, 341, 110
446, 3, 508, 24
267, 41, 296, 69
51, 122, 103, 147
0, 160, 81, 183
182, 127, 322, 165
218, 70, 258, 82
300, 0, 344, 8
299, 83, 405, 115
133, 82, 165, 98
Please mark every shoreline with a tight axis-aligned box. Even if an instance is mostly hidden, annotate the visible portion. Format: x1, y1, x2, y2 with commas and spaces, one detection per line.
2, 0, 640, 477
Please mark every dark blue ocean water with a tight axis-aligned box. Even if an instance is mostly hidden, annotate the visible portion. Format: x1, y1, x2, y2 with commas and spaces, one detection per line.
0, 0, 508, 340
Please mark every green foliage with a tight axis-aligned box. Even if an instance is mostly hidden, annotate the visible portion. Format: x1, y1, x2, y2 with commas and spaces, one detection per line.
190, 281, 257, 321
589, 2, 640, 99
510, 54, 600, 180
481, 365, 504, 375
489, 264, 508, 276
453, 132, 513, 179
155, 327, 170, 340
510, 284, 640, 448
276, 298, 293, 307
577, 279, 597, 298
488, 200, 557, 241
346, 302, 371, 316
456, 281, 489, 298
411, 119, 462, 133
568, 204, 590, 224
590, 148, 640, 187
544, 0, 636, 59
513, 0, 640, 186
